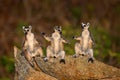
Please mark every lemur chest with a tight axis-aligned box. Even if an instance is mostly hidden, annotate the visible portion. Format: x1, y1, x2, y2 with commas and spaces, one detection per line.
26, 33, 34, 50
53, 38, 60, 49
82, 30, 90, 38
52, 33, 61, 52
81, 30, 90, 49
52, 33, 61, 40
27, 33, 34, 42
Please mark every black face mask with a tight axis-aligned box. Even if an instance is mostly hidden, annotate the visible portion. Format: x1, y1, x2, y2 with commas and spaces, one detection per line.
24, 29, 29, 35
59, 31, 62, 35
24, 31, 27, 35
81, 25, 87, 30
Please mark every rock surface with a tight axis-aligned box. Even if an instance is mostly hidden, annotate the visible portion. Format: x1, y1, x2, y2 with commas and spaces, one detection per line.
14, 46, 120, 80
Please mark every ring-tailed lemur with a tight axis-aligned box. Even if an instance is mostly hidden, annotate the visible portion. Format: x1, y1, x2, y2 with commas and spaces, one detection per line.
41, 26, 67, 64
22, 25, 43, 69
73, 22, 95, 63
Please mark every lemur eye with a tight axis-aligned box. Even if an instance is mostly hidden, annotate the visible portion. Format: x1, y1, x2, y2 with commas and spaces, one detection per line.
27, 30, 29, 32
83, 25, 86, 27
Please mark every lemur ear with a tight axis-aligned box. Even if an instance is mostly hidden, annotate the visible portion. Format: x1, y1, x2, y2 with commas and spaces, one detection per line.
59, 26, 62, 29
29, 25, 32, 29
54, 26, 58, 30
87, 22, 90, 26
81, 22, 86, 27
22, 26, 25, 30
86, 22, 90, 28
82, 22, 86, 28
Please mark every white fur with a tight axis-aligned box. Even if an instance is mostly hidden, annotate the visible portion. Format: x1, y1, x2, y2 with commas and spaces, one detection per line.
81, 29, 90, 51
27, 32, 34, 51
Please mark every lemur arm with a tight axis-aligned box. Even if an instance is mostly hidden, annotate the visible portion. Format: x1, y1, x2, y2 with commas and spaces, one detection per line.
73, 36, 82, 41
90, 32, 95, 46
61, 38, 70, 44
34, 39, 38, 44
88, 38, 94, 48
44, 36, 52, 42
34, 39, 40, 47
41, 32, 52, 41
22, 40, 28, 50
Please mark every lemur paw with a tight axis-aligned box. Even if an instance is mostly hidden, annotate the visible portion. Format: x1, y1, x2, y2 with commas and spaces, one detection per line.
72, 36, 75, 39
60, 59, 65, 64
88, 58, 94, 63
73, 55, 77, 58
43, 58, 48, 62
21, 52, 24, 56
41, 32, 45, 35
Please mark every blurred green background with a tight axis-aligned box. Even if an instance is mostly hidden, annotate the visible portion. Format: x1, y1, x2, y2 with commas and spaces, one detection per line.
0, 0, 120, 80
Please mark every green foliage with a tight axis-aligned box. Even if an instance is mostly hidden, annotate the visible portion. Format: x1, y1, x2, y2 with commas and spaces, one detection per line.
116, 53, 120, 64
71, 6, 82, 19
89, 26, 112, 55
16, 21, 28, 37
62, 25, 81, 55
15, 21, 29, 48
0, 77, 10, 80
0, 56, 15, 73
42, 47, 47, 56
87, 3, 95, 12
115, 5, 120, 13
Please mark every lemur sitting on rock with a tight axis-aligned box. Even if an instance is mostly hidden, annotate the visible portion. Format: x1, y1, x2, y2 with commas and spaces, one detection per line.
22, 25, 43, 68
73, 22, 95, 63
41, 26, 68, 64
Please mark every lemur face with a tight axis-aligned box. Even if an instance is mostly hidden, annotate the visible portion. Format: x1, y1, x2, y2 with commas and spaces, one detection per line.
54, 26, 62, 34
81, 22, 90, 30
23, 26, 32, 34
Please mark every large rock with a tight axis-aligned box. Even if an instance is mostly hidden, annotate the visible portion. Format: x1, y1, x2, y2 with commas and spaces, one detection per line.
14, 46, 57, 80
14, 46, 120, 80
